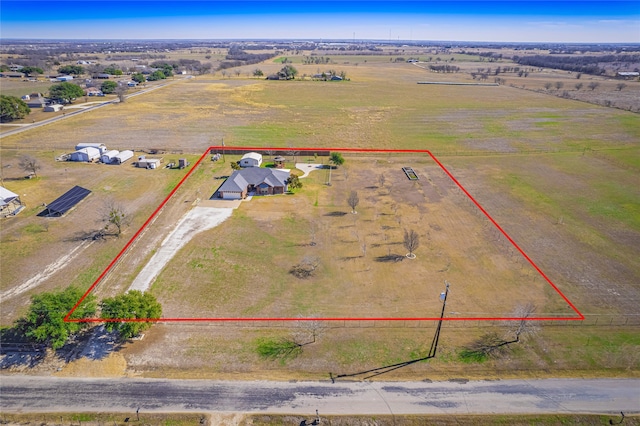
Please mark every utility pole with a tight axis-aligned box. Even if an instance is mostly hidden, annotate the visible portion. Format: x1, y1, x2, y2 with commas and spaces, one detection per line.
429, 281, 450, 358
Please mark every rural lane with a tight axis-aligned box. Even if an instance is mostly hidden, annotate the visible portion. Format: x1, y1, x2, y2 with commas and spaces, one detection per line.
1, 376, 639, 415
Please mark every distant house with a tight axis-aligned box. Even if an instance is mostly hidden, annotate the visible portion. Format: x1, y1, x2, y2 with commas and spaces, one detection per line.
617, 71, 639, 79
0, 186, 23, 217
70, 147, 101, 162
85, 87, 102, 96
0, 72, 25, 78
330, 75, 343, 81
56, 75, 74, 81
94, 73, 110, 79
127, 81, 138, 87
217, 167, 290, 199
239, 152, 263, 168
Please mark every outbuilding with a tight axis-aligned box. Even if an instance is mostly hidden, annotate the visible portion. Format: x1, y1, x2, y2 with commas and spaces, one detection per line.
112, 150, 134, 164
56, 75, 74, 81
43, 104, 63, 112
0, 186, 23, 217
136, 156, 162, 169
75, 143, 107, 154
70, 147, 101, 162
101, 150, 120, 164
239, 152, 263, 168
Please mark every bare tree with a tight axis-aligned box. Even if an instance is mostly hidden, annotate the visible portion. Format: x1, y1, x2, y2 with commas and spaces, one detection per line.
115, 84, 128, 102
588, 82, 600, 91
506, 302, 539, 343
554, 81, 564, 90
574, 82, 583, 91
294, 315, 328, 346
234, 69, 241, 77
347, 190, 359, 214
543, 82, 552, 91
18, 154, 41, 178
616, 83, 627, 91
403, 229, 420, 258
100, 200, 131, 237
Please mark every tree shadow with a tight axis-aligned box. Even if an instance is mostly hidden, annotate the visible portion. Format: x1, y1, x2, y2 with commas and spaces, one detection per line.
324, 211, 347, 217
374, 254, 405, 262
1, 325, 126, 370
62, 229, 105, 242
0, 326, 47, 369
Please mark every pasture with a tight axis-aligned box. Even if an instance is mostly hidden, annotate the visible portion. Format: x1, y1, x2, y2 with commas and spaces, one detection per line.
0, 53, 638, 379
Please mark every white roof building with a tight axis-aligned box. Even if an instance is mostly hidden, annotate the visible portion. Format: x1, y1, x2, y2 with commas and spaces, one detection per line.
239, 152, 263, 168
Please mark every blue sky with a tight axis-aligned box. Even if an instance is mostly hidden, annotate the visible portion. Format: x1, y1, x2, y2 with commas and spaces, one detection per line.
1, 1, 639, 43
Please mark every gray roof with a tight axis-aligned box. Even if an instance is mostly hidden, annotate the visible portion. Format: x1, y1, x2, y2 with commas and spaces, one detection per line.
219, 168, 289, 193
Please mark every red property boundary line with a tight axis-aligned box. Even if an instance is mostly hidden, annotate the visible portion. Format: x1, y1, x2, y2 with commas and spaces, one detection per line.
65, 147, 584, 323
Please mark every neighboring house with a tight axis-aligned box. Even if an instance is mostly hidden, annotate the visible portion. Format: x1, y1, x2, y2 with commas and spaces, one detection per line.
70, 147, 101, 162
617, 71, 639, 79
93, 73, 110, 79
43, 104, 63, 112
217, 167, 290, 199
85, 87, 102, 96
0, 186, 23, 217
56, 75, 74, 81
239, 152, 263, 168
25, 93, 47, 109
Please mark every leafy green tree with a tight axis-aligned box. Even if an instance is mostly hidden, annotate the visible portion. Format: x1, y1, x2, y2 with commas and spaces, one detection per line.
0, 64, 9, 72
21, 66, 44, 76
100, 80, 118, 94
230, 161, 241, 170
146, 70, 166, 81
329, 152, 345, 167
100, 291, 162, 339
49, 82, 84, 104
0, 95, 30, 122
278, 65, 298, 80
103, 65, 123, 75
253, 68, 264, 77
286, 174, 302, 190
132, 73, 146, 84
58, 65, 84, 75
17, 287, 97, 350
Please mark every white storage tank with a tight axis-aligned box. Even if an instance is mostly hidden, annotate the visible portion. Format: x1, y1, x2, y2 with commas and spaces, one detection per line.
101, 150, 119, 164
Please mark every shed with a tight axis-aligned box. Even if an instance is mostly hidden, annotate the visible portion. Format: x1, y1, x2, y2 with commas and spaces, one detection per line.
75, 143, 107, 154
239, 152, 263, 168
101, 150, 120, 164
44, 104, 63, 112
112, 150, 133, 164
0, 186, 23, 217
38, 185, 91, 217
70, 147, 101, 162
136, 156, 162, 169
273, 156, 286, 168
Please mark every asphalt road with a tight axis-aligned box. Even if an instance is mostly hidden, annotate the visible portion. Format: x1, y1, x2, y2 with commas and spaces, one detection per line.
1, 376, 638, 415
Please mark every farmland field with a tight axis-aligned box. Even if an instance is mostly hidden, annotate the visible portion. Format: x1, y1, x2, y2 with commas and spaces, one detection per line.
1, 55, 638, 379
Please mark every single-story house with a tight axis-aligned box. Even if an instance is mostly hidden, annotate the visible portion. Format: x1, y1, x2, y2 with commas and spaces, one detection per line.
617, 71, 639, 79
217, 167, 290, 199
56, 75, 74, 82
25, 93, 47, 109
239, 152, 263, 168
0, 186, 23, 217
70, 147, 101, 162
44, 104, 63, 112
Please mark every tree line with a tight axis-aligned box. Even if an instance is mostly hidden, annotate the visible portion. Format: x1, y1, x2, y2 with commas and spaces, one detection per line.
513, 54, 640, 76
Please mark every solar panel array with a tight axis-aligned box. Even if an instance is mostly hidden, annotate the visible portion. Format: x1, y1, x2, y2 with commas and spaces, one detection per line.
39, 185, 91, 217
